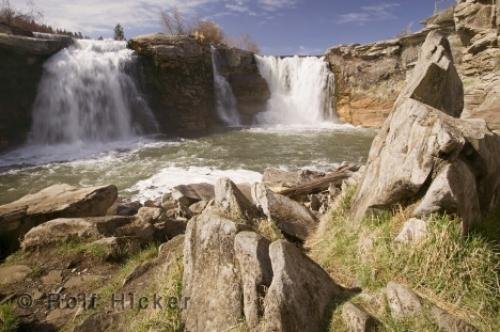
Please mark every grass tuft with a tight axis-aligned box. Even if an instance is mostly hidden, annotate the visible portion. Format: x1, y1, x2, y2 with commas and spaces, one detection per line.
0, 302, 19, 332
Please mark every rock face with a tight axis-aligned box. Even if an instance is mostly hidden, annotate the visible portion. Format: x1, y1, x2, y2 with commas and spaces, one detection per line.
212, 47, 270, 123
0, 30, 72, 152
0, 184, 117, 256
351, 32, 500, 232
263, 240, 343, 332
182, 177, 343, 332
326, 2, 500, 130
127, 34, 215, 133
252, 183, 318, 241
127, 34, 270, 132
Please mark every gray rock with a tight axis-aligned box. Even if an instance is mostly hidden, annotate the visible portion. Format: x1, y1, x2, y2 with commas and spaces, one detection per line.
412, 161, 481, 227
0, 184, 117, 255
262, 168, 324, 189
341, 302, 378, 332
171, 183, 215, 204
188, 200, 208, 215
385, 282, 422, 318
350, 32, 500, 230
394, 218, 428, 244
252, 183, 318, 241
234, 231, 272, 329
214, 177, 260, 222
137, 206, 164, 224
182, 208, 245, 331
21, 216, 133, 250
431, 305, 478, 332
262, 240, 343, 332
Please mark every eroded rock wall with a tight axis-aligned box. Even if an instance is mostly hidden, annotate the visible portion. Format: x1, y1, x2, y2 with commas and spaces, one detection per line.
0, 30, 72, 152
327, 1, 500, 132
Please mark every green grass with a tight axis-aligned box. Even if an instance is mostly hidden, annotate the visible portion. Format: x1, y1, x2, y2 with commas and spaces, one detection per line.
0, 302, 19, 332
310, 186, 500, 331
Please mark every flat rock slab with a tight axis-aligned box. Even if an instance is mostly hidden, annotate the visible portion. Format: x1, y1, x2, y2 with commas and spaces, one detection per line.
0, 264, 32, 285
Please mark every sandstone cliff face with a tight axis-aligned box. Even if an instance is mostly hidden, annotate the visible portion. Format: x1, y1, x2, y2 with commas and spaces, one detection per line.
0, 30, 72, 152
127, 34, 270, 132
327, 1, 500, 132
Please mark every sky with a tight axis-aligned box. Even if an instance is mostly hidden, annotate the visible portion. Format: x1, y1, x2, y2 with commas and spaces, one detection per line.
14, 0, 457, 55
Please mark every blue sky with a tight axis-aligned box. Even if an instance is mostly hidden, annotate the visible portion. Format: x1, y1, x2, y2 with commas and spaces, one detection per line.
16, 0, 456, 55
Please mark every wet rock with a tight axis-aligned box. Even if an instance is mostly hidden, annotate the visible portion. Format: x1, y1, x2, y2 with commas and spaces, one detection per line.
252, 183, 317, 241
341, 302, 378, 332
0, 265, 32, 285
0, 184, 117, 255
394, 218, 428, 245
385, 282, 422, 318
234, 231, 272, 329
263, 240, 343, 332
431, 305, 478, 332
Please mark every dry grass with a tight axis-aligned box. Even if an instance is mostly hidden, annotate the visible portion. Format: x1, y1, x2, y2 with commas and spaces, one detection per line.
310, 185, 500, 331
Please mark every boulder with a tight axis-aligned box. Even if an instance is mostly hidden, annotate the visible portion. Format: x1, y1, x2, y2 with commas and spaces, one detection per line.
234, 231, 272, 329
1, 184, 117, 255
394, 218, 428, 245
262, 168, 325, 189
171, 183, 214, 205
385, 282, 422, 319
214, 177, 260, 222
262, 240, 343, 332
0, 264, 32, 285
350, 32, 500, 231
20, 216, 133, 250
137, 207, 164, 224
252, 183, 318, 241
89, 236, 141, 260
341, 302, 378, 332
182, 209, 245, 331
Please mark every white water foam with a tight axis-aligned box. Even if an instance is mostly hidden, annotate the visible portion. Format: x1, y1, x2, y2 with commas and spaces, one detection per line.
127, 166, 262, 202
29, 39, 157, 145
255, 55, 336, 125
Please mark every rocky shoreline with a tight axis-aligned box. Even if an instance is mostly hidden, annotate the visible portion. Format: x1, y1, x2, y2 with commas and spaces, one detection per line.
1, 31, 499, 331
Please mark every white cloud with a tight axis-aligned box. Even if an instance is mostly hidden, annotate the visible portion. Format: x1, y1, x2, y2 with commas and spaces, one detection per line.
258, 0, 297, 11
336, 2, 400, 25
12, 0, 299, 36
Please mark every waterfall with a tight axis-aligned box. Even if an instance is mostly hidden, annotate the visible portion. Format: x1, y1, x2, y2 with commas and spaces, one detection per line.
211, 47, 241, 126
255, 55, 336, 125
29, 39, 158, 145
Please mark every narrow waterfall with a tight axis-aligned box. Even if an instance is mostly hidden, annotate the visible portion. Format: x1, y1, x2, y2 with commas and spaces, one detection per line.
211, 47, 241, 126
255, 55, 336, 125
29, 39, 158, 145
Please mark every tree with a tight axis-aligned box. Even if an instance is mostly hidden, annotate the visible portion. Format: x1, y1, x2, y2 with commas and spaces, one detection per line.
160, 7, 188, 35
113, 23, 124, 41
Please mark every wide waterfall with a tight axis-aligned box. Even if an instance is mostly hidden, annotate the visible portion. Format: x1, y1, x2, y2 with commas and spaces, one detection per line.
255, 55, 336, 125
29, 39, 157, 145
211, 47, 241, 126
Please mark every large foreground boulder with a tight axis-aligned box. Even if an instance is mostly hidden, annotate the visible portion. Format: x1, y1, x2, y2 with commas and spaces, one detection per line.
0, 184, 117, 256
182, 178, 344, 331
351, 31, 500, 231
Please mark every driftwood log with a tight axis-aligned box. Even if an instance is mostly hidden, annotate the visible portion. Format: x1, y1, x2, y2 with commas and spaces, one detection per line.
277, 164, 358, 197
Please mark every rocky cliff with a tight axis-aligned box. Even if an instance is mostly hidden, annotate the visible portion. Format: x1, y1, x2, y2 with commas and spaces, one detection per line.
0, 27, 72, 152
127, 34, 269, 132
327, 0, 500, 132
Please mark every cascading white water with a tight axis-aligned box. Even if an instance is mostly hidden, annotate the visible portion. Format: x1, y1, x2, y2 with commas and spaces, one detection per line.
255, 55, 336, 125
211, 47, 241, 126
29, 39, 157, 145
